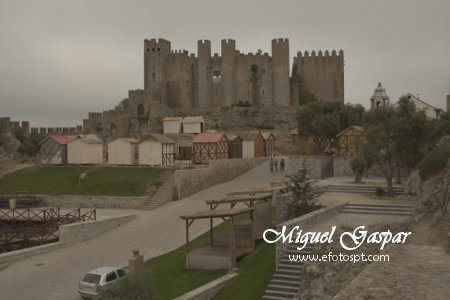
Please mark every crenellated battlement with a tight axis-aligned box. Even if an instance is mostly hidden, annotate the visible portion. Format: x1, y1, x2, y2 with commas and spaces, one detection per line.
296, 49, 343, 59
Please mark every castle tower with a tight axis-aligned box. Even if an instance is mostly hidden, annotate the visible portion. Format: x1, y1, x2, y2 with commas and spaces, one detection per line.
271, 38, 290, 106
197, 40, 213, 108
370, 82, 390, 109
144, 39, 171, 103
221, 39, 236, 107
293, 49, 344, 104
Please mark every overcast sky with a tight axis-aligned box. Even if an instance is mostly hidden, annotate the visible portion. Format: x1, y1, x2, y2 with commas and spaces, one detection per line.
1, 0, 449, 127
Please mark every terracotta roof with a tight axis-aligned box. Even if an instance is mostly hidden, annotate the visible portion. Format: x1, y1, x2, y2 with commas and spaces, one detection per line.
140, 133, 174, 144
183, 116, 204, 124
193, 132, 227, 143
162, 116, 183, 121
39, 135, 78, 145
336, 125, 364, 137
240, 131, 262, 141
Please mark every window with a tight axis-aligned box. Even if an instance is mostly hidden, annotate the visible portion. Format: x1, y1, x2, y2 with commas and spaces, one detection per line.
106, 272, 117, 283
146, 48, 149, 52
262, 68, 266, 74
152, 48, 155, 52
117, 269, 126, 278
212, 70, 221, 79
137, 103, 145, 116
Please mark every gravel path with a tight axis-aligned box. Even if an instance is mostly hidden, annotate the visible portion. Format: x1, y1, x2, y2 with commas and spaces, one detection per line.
0, 161, 284, 300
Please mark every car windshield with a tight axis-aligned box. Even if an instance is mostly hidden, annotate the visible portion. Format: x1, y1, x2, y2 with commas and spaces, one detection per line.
82, 273, 101, 284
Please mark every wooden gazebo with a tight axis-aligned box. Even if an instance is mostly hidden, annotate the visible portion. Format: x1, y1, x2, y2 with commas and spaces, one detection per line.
192, 132, 228, 164
180, 207, 254, 271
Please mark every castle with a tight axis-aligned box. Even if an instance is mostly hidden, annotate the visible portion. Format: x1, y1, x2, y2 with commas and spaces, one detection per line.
128, 38, 344, 116
1, 38, 345, 140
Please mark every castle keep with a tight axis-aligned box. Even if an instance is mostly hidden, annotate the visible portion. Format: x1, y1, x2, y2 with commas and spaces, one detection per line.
129, 38, 344, 117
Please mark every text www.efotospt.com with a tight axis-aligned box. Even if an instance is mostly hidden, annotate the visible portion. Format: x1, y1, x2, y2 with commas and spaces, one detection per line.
288, 252, 390, 263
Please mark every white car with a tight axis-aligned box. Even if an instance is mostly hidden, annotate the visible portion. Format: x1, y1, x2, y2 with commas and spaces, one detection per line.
78, 267, 126, 299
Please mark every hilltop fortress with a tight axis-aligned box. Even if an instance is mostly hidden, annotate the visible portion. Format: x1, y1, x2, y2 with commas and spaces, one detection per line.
1, 38, 345, 140
129, 38, 344, 114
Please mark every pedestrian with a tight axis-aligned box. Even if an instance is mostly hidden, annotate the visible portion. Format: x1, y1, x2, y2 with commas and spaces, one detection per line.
275, 158, 279, 172
280, 158, 285, 173
269, 157, 274, 173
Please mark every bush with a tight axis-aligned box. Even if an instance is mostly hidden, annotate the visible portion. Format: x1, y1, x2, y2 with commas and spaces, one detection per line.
416, 147, 450, 179
375, 187, 385, 197
350, 156, 366, 183
95, 270, 156, 300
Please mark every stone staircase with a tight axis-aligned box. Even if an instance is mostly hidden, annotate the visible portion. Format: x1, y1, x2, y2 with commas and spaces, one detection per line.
141, 174, 175, 210
340, 203, 414, 216
326, 185, 405, 194
262, 245, 314, 300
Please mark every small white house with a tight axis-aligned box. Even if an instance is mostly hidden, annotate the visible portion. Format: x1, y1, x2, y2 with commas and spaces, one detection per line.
240, 131, 265, 159
182, 116, 205, 134
138, 134, 175, 166
67, 135, 103, 164
162, 117, 183, 134
107, 138, 138, 165
39, 135, 77, 165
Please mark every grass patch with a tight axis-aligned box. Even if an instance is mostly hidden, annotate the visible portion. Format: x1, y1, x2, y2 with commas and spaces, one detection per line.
212, 238, 275, 300
0, 166, 167, 196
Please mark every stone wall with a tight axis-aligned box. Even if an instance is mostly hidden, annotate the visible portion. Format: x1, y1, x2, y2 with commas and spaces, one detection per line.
275, 202, 348, 265
288, 156, 334, 179
59, 214, 136, 243
40, 195, 147, 209
333, 156, 354, 176
174, 273, 238, 300
174, 158, 266, 199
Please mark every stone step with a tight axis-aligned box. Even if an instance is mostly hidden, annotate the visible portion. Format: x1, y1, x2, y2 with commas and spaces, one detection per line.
262, 295, 293, 300
270, 279, 300, 288
346, 203, 413, 209
279, 259, 305, 266
266, 284, 298, 293
340, 209, 412, 216
264, 290, 296, 299
274, 268, 302, 276
278, 263, 304, 271
272, 274, 299, 283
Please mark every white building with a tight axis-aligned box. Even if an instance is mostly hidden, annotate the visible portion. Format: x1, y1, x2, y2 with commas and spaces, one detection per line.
107, 138, 138, 165
162, 117, 183, 134
138, 134, 175, 166
394, 93, 443, 119
182, 116, 205, 134
67, 135, 103, 164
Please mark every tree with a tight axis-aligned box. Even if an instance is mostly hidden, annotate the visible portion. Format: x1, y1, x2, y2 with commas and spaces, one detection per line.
296, 101, 366, 154
350, 156, 366, 183
362, 100, 432, 195
19, 132, 44, 157
115, 98, 129, 110
286, 159, 323, 216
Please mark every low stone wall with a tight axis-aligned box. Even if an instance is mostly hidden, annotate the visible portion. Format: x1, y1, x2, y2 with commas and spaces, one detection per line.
59, 214, 136, 243
174, 158, 266, 199
333, 156, 354, 177
275, 202, 348, 265
174, 273, 238, 300
39, 195, 147, 209
0, 242, 65, 266
288, 156, 334, 179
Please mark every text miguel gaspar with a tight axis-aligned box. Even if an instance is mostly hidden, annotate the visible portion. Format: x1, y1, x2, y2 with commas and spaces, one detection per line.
263, 225, 411, 251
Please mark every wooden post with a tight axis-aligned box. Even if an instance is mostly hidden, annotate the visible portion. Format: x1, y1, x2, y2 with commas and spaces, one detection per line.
210, 217, 213, 246
185, 219, 190, 268
229, 216, 237, 272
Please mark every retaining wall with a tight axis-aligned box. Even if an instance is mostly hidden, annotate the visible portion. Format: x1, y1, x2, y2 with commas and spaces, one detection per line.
59, 214, 136, 243
288, 156, 334, 179
40, 195, 147, 209
174, 158, 266, 199
275, 202, 348, 265
174, 273, 238, 300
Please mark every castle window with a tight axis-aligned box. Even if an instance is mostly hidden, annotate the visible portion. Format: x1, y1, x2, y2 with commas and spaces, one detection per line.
152, 73, 156, 79
262, 68, 266, 74
146, 48, 149, 52
212, 70, 221, 79
158, 48, 160, 51
152, 48, 155, 52
137, 103, 145, 116
262, 89, 265, 96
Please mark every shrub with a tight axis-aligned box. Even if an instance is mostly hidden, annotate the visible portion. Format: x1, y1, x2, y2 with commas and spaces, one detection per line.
95, 270, 156, 300
286, 159, 323, 217
350, 156, 366, 183
416, 147, 450, 180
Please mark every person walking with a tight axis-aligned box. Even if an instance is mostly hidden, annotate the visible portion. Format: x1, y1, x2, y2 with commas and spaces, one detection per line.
269, 157, 274, 173
274, 158, 279, 172
280, 158, 285, 173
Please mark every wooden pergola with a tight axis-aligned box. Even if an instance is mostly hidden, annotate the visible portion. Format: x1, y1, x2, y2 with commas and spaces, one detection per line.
180, 207, 254, 271
226, 185, 289, 197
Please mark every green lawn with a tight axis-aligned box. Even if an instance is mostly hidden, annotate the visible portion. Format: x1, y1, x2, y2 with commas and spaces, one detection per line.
0, 166, 167, 196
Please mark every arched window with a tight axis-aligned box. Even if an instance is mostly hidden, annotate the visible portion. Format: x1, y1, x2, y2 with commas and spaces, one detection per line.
137, 103, 145, 116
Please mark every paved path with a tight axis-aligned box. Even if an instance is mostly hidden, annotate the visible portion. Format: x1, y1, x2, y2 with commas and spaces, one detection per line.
0, 161, 285, 300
